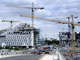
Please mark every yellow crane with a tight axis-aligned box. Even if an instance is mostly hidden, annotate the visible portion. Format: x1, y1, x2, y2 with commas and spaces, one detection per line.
7, 2, 44, 27
21, 15, 80, 51
2, 19, 26, 31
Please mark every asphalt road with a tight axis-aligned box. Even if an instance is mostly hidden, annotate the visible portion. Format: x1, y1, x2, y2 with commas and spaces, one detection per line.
0, 54, 41, 60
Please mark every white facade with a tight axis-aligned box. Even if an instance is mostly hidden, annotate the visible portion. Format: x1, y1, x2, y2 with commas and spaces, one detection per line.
0, 23, 40, 48
6, 34, 31, 47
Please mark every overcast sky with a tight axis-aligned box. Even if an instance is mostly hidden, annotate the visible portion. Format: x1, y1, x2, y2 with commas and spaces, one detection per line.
0, 0, 80, 39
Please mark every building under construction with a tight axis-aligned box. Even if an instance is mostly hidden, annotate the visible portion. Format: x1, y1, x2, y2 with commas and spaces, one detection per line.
0, 23, 40, 48
59, 32, 80, 47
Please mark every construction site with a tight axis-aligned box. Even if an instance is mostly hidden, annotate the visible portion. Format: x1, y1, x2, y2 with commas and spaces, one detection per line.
0, 0, 80, 60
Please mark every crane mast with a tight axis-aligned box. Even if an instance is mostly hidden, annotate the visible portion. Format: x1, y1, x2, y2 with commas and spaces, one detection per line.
21, 2, 44, 28
2, 20, 16, 31
8, 2, 44, 28
71, 15, 77, 50
23, 14, 80, 51
32, 2, 34, 28
2, 19, 26, 31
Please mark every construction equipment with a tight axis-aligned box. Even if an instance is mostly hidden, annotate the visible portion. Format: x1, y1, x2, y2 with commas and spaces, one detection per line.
2, 19, 26, 31
8, 2, 44, 27
22, 15, 80, 51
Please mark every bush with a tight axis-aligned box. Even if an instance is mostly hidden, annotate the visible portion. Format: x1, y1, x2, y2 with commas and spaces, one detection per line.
0, 46, 3, 49
5, 46, 13, 50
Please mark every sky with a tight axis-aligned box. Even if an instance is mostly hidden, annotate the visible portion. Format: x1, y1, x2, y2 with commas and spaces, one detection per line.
0, 0, 80, 39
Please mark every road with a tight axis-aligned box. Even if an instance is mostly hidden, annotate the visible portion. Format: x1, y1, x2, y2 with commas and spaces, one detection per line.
0, 54, 41, 60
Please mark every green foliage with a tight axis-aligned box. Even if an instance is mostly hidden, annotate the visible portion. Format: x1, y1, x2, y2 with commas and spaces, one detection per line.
0, 46, 3, 49
0, 46, 26, 50
45, 39, 59, 45
14, 47, 19, 50
5, 46, 13, 50
5, 46, 19, 50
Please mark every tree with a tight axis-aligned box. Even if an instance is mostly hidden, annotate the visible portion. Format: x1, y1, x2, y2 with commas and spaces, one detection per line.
45, 39, 59, 45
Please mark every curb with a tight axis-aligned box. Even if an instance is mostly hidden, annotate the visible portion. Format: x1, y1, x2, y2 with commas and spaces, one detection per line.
0, 54, 27, 58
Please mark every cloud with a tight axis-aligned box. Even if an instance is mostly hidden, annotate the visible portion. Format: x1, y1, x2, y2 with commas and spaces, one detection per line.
0, 0, 80, 39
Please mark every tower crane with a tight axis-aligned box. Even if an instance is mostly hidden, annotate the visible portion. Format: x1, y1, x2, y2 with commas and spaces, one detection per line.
7, 2, 44, 27
2, 19, 26, 31
22, 15, 80, 51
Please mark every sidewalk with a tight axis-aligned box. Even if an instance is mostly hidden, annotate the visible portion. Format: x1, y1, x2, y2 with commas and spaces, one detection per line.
0, 54, 27, 58
39, 54, 58, 60
39, 50, 66, 60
